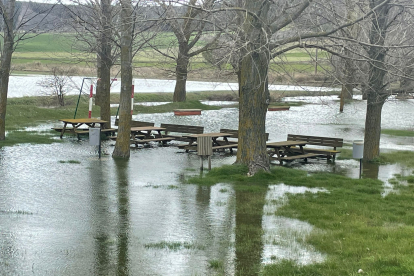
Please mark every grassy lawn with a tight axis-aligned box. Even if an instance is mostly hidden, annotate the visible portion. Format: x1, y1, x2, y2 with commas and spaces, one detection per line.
9, 32, 331, 76
188, 162, 414, 276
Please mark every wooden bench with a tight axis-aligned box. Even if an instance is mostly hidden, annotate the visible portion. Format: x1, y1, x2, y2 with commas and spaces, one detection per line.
75, 128, 117, 139
212, 129, 269, 152
115, 119, 154, 127
287, 134, 343, 160
130, 137, 174, 147
52, 127, 89, 132
160, 123, 204, 143
279, 153, 324, 161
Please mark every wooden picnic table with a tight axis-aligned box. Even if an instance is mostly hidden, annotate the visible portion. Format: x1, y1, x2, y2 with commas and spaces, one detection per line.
266, 140, 324, 164
181, 132, 233, 152
58, 118, 108, 139
130, 126, 166, 139
128, 126, 175, 146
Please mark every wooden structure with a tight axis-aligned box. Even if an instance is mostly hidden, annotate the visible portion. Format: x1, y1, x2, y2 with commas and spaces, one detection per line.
267, 140, 324, 164
57, 118, 115, 139
212, 129, 270, 152
180, 132, 232, 152
128, 126, 173, 146
115, 119, 154, 127
160, 123, 204, 142
268, 106, 290, 111
287, 134, 343, 160
173, 109, 202, 116
197, 136, 213, 170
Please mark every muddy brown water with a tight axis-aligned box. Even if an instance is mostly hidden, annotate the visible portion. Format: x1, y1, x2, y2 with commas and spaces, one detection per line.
1, 96, 413, 275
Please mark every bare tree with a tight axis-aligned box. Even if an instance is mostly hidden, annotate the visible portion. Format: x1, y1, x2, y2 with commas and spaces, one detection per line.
0, 0, 56, 140
112, 0, 134, 159
203, 0, 395, 175
151, 0, 222, 102
65, 0, 122, 129
37, 67, 76, 106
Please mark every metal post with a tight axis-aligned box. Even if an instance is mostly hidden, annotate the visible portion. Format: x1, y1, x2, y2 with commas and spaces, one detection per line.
359, 159, 362, 179
200, 156, 204, 170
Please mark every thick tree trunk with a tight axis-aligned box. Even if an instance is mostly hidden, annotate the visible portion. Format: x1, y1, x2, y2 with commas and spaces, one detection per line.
173, 51, 189, 102
363, 0, 390, 161
112, 0, 133, 159
363, 94, 385, 160
0, 0, 15, 141
235, 1, 271, 175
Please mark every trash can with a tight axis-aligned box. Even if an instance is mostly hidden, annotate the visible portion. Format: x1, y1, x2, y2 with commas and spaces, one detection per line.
353, 140, 364, 159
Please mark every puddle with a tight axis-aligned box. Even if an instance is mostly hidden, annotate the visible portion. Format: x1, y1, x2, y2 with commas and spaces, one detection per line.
262, 184, 328, 265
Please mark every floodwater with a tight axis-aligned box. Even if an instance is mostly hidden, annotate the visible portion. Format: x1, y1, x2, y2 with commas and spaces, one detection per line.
8, 75, 338, 98
1, 94, 414, 275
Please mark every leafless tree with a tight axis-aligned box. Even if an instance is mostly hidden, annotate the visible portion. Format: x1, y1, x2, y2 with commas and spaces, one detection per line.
150, 0, 222, 102
0, 0, 56, 140
112, 0, 134, 158
64, 0, 122, 129
195, 0, 399, 174
37, 67, 76, 106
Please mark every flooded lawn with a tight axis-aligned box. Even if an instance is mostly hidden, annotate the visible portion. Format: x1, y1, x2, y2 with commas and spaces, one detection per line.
1, 96, 414, 275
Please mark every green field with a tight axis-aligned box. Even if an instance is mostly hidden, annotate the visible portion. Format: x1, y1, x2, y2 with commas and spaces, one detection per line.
8, 32, 330, 76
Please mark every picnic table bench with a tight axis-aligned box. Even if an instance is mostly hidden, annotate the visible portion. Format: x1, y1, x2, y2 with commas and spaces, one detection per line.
287, 134, 343, 160
212, 129, 270, 152
267, 140, 325, 164
75, 128, 117, 139
160, 123, 204, 150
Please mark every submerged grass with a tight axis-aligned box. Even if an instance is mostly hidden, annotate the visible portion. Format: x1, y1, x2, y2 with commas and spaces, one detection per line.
144, 241, 205, 251
0, 130, 62, 147
187, 164, 414, 276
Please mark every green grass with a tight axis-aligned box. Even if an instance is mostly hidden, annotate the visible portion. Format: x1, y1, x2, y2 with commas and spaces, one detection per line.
14, 33, 80, 53
0, 130, 62, 147
382, 129, 414, 137
8, 32, 333, 76
186, 164, 414, 276
4, 94, 224, 131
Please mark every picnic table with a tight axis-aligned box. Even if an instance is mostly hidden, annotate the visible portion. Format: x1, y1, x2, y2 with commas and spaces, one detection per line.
181, 132, 233, 152
128, 126, 174, 146
266, 140, 324, 164
58, 118, 109, 139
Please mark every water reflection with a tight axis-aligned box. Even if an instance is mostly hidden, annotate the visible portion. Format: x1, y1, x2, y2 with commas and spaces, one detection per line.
234, 189, 266, 276
115, 160, 130, 276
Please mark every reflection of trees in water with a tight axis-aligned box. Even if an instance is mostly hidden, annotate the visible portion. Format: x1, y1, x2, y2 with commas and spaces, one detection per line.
90, 159, 130, 275
115, 159, 130, 276
362, 161, 379, 179
235, 189, 266, 276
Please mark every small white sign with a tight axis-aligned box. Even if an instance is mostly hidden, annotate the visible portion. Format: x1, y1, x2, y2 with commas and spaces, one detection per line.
89, 128, 101, 146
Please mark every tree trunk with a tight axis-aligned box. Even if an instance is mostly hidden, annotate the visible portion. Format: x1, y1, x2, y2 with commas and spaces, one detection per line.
363, 0, 390, 161
96, 0, 112, 128
236, 1, 271, 175
0, 0, 15, 141
363, 94, 385, 160
112, 0, 133, 159
173, 51, 189, 102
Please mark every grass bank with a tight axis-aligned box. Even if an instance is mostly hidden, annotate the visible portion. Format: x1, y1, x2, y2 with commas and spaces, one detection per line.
1, 93, 226, 147
188, 164, 414, 276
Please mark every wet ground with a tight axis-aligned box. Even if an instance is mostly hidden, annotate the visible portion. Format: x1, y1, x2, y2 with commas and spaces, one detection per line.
1, 96, 414, 275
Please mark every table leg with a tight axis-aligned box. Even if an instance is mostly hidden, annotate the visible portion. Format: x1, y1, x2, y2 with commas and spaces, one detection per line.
60, 122, 68, 138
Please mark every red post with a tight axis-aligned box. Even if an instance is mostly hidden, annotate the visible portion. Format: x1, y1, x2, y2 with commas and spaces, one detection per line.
88, 84, 93, 118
